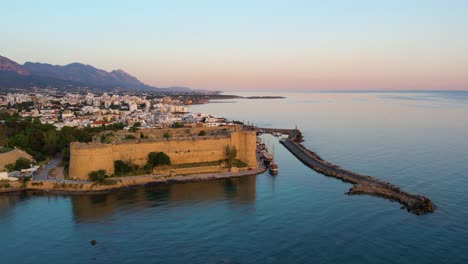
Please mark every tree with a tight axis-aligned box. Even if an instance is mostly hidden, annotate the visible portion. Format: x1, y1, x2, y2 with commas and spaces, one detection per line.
0, 111, 124, 172
114, 160, 132, 176
4, 163, 15, 172
9, 134, 28, 149
6, 157, 32, 172
147, 152, 171, 167
43, 130, 58, 156
225, 145, 237, 167
15, 157, 31, 170
0, 135, 8, 147
198, 130, 206, 136
88, 170, 108, 183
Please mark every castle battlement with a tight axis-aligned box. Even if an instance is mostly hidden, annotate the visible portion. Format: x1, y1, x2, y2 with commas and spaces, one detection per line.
69, 127, 257, 180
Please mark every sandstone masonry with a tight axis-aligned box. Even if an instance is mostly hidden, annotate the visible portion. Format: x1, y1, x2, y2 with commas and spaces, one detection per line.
69, 126, 257, 180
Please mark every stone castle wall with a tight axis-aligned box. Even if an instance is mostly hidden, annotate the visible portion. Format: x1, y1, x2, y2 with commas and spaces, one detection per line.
69, 130, 257, 180
69, 143, 114, 179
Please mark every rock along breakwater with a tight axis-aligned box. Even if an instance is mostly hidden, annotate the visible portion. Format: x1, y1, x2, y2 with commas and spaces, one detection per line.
278, 129, 435, 215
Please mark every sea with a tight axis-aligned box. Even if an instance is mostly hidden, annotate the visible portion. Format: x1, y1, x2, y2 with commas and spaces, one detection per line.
1, 91, 468, 264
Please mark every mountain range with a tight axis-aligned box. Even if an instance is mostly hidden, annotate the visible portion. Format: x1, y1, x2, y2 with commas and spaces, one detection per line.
0, 55, 194, 92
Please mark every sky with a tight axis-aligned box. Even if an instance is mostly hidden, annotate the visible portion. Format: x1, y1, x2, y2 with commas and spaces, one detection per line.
1, 0, 468, 91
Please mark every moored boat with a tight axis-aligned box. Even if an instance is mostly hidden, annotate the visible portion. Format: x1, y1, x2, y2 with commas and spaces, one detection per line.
269, 163, 278, 175
262, 153, 273, 166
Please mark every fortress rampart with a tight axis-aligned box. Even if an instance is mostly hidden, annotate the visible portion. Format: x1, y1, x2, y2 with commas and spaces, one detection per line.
69, 129, 257, 180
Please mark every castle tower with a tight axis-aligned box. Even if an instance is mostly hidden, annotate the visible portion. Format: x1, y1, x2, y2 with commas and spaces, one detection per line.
69, 142, 115, 180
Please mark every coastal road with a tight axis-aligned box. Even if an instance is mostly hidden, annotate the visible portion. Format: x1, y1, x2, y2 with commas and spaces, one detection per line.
34, 154, 62, 181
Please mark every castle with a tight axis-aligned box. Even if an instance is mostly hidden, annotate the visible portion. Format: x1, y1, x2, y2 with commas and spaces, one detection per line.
69, 126, 257, 180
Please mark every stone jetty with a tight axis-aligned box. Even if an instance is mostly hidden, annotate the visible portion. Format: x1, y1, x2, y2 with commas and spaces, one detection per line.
277, 129, 435, 215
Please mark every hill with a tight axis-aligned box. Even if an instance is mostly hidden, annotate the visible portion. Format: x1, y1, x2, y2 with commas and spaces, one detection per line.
0, 55, 196, 92
23, 62, 146, 89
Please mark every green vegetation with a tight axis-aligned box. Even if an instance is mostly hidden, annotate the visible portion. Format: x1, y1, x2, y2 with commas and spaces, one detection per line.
129, 122, 140, 132
88, 170, 120, 185
173, 160, 224, 168
0, 110, 125, 170
88, 170, 108, 183
163, 132, 170, 139
148, 152, 171, 167
100, 132, 113, 143
0, 135, 8, 147
114, 160, 133, 176
231, 159, 248, 168
5, 101, 34, 112
0, 147, 13, 154
18, 176, 30, 188
124, 134, 137, 140
0, 180, 11, 189
112, 160, 152, 177
101, 179, 118, 185
198, 130, 206, 136
5, 157, 32, 172
171, 121, 183, 128
225, 145, 237, 167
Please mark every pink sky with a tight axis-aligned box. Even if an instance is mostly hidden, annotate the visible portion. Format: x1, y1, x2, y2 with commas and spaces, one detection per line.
3, 1, 468, 91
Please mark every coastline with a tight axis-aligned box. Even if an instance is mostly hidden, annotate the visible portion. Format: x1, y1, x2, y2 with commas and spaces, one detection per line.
0, 167, 266, 195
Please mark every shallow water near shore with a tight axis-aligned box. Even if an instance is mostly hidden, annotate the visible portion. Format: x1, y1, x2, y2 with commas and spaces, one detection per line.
1, 91, 468, 263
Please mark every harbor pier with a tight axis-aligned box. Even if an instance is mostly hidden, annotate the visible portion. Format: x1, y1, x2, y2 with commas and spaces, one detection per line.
255, 127, 435, 214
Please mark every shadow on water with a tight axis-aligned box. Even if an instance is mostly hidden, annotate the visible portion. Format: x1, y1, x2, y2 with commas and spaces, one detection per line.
69, 175, 257, 222
0, 192, 28, 218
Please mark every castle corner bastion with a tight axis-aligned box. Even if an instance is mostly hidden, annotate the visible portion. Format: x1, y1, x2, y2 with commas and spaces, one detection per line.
69, 126, 257, 180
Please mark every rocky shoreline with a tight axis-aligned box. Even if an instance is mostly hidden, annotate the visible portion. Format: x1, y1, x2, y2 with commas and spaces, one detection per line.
280, 134, 435, 215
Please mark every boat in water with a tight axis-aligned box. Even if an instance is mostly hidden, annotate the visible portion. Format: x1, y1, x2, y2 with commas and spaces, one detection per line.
269, 162, 278, 175
262, 153, 273, 166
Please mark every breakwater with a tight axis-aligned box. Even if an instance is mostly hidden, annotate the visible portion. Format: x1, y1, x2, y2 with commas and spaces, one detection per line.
274, 129, 435, 214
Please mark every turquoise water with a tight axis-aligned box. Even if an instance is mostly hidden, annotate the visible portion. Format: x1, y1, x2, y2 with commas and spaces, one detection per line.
1, 91, 468, 263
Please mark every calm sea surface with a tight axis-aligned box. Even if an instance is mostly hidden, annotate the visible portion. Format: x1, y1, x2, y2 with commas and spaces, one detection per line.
1, 91, 468, 263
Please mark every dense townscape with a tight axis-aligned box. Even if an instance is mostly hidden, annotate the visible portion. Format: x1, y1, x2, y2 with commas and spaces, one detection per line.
0, 91, 232, 130
0, 88, 247, 186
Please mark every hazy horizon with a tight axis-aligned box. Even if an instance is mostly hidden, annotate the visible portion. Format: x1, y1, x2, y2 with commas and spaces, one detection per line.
2, 0, 467, 91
